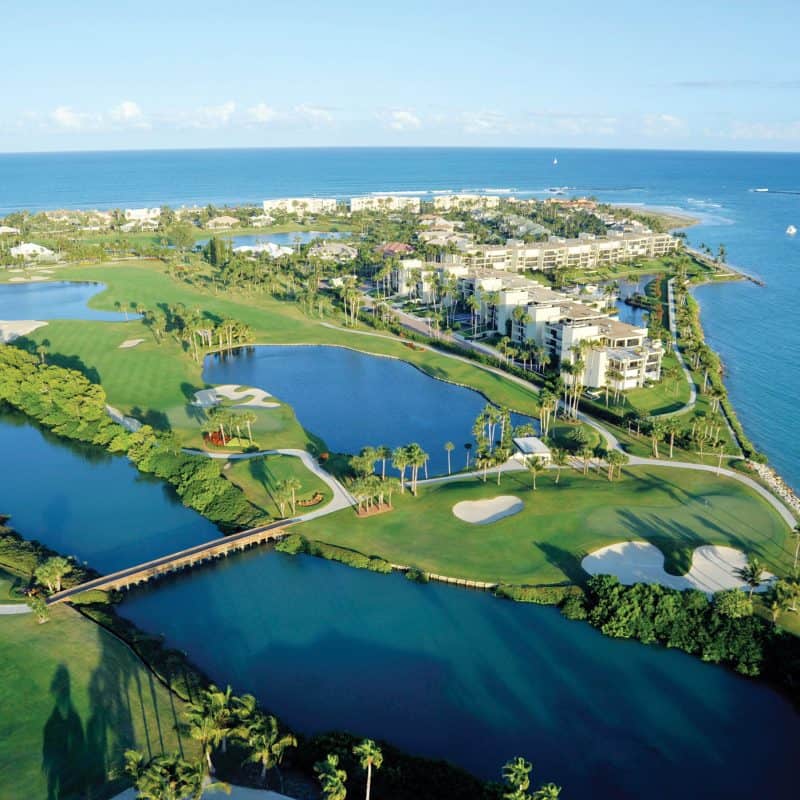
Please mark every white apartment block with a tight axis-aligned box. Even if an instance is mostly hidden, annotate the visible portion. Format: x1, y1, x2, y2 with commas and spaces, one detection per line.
262, 197, 337, 216
465, 231, 679, 272
350, 195, 421, 213
433, 194, 501, 211
125, 207, 161, 222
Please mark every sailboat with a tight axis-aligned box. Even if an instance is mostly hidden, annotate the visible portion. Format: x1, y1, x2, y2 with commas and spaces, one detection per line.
553, 157, 558, 166
787, 225, 797, 236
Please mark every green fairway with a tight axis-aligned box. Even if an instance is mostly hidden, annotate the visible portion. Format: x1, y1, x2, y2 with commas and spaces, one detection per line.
298, 465, 791, 585
0, 605, 195, 800
21, 262, 541, 424
225, 454, 333, 518
0, 568, 24, 602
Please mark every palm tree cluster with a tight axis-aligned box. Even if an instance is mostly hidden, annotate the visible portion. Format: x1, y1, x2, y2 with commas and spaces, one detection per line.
34, 555, 73, 593
315, 740, 384, 800
203, 407, 257, 447
388, 443, 429, 496
502, 756, 561, 800
273, 477, 302, 517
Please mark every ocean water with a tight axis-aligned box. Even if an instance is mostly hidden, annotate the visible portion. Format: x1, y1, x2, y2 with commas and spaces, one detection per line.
1, 147, 798, 486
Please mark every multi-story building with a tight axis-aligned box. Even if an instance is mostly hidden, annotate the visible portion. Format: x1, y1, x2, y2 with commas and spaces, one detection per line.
262, 197, 337, 216
350, 195, 421, 213
463, 231, 679, 272
433, 194, 501, 211
125, 207, 161, 223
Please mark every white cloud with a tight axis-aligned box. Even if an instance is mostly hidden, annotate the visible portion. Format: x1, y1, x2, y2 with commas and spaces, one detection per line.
110, 100, 143, 123
50, 106, 98, 131
185, 101, 237, 129
386, 109, 422, 131
461, 110, 510, 135
294, 104, 334, 124
247, 103, 280, 124
642, 113, 686, 136
724, 120, 800, 141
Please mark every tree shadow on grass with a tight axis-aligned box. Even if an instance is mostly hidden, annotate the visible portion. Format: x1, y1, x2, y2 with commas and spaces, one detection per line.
130, 407, 170, 431
13, 336, 101, 383
536, 542, 588, 586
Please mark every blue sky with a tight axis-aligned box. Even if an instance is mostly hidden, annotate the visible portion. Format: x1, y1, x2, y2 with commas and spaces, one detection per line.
1, 0, 798, 152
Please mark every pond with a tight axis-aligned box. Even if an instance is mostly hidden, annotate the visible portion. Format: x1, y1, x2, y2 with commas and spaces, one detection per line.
203, 345, 529, 475
0, 407, 796, 798
119, 548, 797, 798
0, 280, 134, 322
0, 409, 216, 572
606, 274, 656, 327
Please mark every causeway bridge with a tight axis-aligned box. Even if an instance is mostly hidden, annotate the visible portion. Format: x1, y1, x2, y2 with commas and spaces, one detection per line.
47, 520, 290, 605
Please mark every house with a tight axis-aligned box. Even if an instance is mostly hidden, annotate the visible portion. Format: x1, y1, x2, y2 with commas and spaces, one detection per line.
0, 225, 20, 235
376, 242, 414, 257
10, 242, 55, 259
512, 436, 552, 464
124, 207, 161, 223
308, 240, 358, 262
262, 198, 337, 216
249, 213, 274, 227
206, 215, 240, 230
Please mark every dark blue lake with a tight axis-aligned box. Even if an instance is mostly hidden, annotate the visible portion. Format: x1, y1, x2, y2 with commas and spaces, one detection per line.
0, 409, 216, 572
0, 280, 132, 322
120, 547, 797, 799
203, 345, 528, 475
195, 230, 347, 249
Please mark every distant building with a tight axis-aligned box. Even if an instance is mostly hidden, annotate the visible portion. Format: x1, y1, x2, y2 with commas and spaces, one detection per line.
249, 213, 274, 227
309, 240, 358, 262
233, 242, 293, 258
206, 215, 240, 230
376, 241, 414, 257
124, 207, 161, 222
10, 242, 55, 259
512, 437, 552, 464
433, 194, 501, 211
350, 195, 421, 213
0, 225, 20, 235
262, 198, 337, 216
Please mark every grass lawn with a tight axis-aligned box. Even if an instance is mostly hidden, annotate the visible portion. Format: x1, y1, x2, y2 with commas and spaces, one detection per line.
0, 605, 195, 800
0, 568, 25, 602
298, 465, 791, 586
21, 260, 542, 423
225, 455, 333, 518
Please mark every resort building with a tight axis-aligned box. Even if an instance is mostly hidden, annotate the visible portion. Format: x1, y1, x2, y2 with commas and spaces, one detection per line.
463, 231, 680, 272
308, 240, 358, 262
262, 198, 337, 216
433, 194, 501, 211
9, 242, 55, 259
124, 207, 161, 223
206, 215, 240, 230
350, 195, 421, 214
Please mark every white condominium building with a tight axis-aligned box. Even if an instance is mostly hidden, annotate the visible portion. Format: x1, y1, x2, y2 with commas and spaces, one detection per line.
350, 195, 421, 213
125, 207, 161, 222
465, 232, 679, 272
433, 194, 501, 211
262, 197, 337, 216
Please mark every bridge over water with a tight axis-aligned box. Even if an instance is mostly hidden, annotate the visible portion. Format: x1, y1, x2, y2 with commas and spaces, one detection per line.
47, 520, 291, 605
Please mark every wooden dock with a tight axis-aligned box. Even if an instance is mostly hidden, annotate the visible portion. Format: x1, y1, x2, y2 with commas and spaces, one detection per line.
47, 521, 288, 605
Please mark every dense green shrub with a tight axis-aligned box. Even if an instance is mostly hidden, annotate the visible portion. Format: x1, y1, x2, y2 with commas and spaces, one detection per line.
494, 583, 582, 605
560, 594, 588, 620
404, 567, 429, 583
274, 533, 309, 554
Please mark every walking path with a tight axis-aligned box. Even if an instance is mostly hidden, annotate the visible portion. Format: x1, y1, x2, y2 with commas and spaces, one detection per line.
0, 603, 30, 615
183, 447, 355, 521
658, 277, 697, 418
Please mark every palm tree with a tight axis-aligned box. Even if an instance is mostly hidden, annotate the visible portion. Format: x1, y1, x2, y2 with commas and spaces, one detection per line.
502, 757, 532, 797
735, 556, 766, 599
377, 446, 391, 480
124, 750, 229, 800
315, 753, 348, 800
663, 417, 681, 459
391, 447, 409, 493
352, 739, 383, 800
35, 556, 72, 593
184, 695, 225, 775
525, 455, 545, 491
649, 418, 665, 458
533, 784, 562, 800
464, 442, 473, 469
550, 448, 568, 484
241, 410, 257, 444
579, 445, 593, 476
444, 441, 455, 475
606, 450, 626, 481
405, 443, 427, 495
285, 477, 302, 514
244, 713, 297, 789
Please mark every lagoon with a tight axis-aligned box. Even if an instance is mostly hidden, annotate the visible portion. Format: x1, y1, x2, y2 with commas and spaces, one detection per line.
203, 345, 527, 475
0, 280, 132, 322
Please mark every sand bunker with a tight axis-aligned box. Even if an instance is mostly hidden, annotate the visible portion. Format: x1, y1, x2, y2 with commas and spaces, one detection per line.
0, 320, 47, 342
193, 384, 278, 409
118, 338, 145, 349
452, 495, 523, 525
581, 541, 775, 595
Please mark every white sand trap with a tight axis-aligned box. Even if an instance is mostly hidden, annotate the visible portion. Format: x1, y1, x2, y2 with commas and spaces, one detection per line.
193, 384, 278, 409
582, 541, 775, 595
118, 338, 145, 349
0, 320, 47, 342
453, 495, 523, 525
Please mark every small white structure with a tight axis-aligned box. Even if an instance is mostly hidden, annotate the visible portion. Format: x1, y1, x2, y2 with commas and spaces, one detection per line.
0, 225, 20, 235
9, 242, 55, 259
233, 242, 293, 258
512, 436, 552, 464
